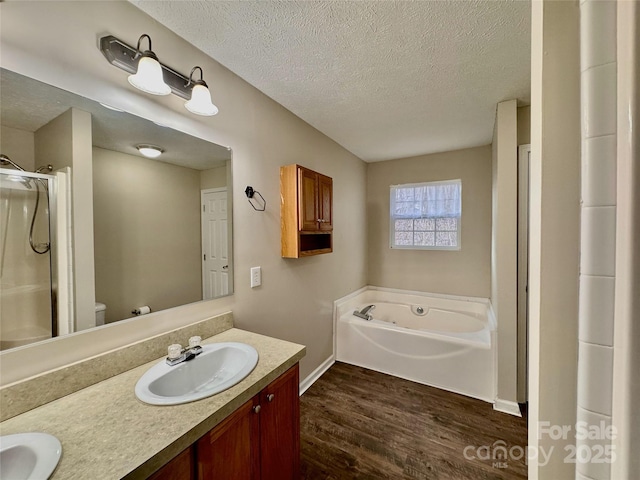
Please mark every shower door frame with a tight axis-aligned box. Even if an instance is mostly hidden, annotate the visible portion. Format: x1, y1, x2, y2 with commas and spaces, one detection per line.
0, 168, 59, 343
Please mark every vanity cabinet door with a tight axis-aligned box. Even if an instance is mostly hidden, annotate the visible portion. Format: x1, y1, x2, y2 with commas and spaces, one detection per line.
148, 446, 195, 480
259, 364, 300, 480
193, 364, 300, 480
196, 397, 260, 480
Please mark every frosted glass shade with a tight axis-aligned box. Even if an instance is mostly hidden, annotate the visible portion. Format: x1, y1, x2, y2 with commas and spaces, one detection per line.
184, 84, 219, 116
128, 56, 171, 96
137, 145, 163, 158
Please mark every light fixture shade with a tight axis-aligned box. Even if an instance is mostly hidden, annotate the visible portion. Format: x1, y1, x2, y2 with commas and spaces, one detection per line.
184, 84, 219, 116
128, 56, 171, 96
137, 145, 164, 158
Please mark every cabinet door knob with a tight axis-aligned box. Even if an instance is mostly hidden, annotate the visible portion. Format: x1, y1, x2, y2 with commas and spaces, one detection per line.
267, 393, 275, 402
253, 405, 261, 414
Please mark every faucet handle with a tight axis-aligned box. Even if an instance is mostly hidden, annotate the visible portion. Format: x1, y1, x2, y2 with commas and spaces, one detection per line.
188, 336, 202, 349
167, 344, 183, 360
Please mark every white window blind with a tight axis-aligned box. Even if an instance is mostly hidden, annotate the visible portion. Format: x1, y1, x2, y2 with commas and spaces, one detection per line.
390, 179, 462, 250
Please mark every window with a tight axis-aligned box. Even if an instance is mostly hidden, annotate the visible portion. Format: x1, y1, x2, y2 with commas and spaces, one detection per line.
390, 179, 461, 250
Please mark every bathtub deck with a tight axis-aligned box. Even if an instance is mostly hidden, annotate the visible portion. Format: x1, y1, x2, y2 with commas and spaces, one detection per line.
300, 362, 527, 480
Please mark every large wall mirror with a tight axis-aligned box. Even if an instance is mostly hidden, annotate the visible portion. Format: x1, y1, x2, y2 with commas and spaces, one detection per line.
0, 68, 233, 352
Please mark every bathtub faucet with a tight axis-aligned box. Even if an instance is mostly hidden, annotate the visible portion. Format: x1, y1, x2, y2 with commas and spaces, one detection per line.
353, 305, 375, 321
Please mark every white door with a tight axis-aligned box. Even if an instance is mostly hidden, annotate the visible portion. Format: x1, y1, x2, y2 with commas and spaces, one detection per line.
517, 144, 531, 403
201, 189, 229, 299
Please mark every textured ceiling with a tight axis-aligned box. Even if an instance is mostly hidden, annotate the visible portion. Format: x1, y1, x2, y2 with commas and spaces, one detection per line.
1, 69, 230, 170
131, 0, 530, 162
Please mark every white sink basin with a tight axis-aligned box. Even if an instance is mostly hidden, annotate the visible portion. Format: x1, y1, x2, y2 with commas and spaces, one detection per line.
135, 342, 259, 405
0, 432, 62, 480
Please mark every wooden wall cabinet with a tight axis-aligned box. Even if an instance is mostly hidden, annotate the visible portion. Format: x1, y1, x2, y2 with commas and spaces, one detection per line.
280, 164, 333, 258
150, 364, 300, 480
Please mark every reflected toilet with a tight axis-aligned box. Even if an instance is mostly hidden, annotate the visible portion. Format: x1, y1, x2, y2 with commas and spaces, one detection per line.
95, 302, 107, 326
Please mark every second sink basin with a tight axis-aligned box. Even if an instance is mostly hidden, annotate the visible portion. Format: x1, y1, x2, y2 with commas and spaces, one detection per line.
135, 342, 259, 405
0, 432, 62, 480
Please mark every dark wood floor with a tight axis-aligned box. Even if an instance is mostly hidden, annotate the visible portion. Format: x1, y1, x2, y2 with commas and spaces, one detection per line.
300, 363, 527, 480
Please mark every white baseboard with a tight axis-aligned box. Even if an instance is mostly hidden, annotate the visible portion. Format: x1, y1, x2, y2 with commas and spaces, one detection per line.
493, 398, 522, 417
299, 356, 335, 396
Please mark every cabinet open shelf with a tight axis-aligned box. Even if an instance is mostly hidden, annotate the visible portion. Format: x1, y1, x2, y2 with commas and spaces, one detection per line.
299, 233, 332, 255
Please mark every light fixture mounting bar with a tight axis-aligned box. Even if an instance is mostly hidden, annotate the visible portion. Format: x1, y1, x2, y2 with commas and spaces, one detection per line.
99, 35, 192, 100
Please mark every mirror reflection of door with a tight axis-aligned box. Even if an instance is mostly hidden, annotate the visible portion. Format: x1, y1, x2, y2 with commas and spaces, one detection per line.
201, 188, 229, 299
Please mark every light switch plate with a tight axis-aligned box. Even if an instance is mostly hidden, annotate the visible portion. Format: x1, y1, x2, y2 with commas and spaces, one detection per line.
250, 267, 261, 288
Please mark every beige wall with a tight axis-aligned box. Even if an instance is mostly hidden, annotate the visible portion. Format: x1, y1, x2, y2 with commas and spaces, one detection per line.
0, 1, 367, 385
200, 164, 228, 190
93, 147, 202, 323
529, 1, 581, 478
517, 106, 531, 145
1, 125, 35, 170
34, 108, 96, 331
491, 100, 519, 406
367, 145, 492, 298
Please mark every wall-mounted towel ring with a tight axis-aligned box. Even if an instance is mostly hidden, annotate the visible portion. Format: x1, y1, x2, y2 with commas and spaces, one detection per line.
245, 186, 266, 211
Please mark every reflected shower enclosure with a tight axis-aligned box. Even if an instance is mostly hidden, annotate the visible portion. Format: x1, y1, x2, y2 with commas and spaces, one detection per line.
0, 164, 57, 350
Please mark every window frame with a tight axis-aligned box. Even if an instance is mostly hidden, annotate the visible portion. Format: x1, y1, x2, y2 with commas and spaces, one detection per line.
389, 179, 462, 251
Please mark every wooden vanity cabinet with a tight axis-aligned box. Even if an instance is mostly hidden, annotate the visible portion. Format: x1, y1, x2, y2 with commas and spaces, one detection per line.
281, 164, 333, 258
148, 445, 196, 480
149, 365, 299, 480
196, 364, 300, 480
196, 397, 259, 479
257, 364, 300, 479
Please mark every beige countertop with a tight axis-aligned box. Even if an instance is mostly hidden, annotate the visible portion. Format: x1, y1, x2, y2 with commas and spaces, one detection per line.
0, 328, 306, 479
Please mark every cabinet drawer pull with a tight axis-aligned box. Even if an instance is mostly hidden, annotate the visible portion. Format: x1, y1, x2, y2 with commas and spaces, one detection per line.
267, 393, 275, 402
253, 405, 261, 414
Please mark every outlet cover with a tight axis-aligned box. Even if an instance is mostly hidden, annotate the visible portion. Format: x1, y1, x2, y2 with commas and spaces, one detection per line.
250, 267, 261, 288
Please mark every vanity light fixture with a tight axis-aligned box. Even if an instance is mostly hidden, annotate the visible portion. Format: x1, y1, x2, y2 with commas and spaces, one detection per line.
127, 34, 171, 96
100, 34, 219, 116
184, 67, 219, 116
136, 145, 164, 158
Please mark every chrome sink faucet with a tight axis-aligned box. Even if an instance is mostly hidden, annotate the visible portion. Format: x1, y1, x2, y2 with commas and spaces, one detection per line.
353, 304, 375, 321
166, 336, 203, 366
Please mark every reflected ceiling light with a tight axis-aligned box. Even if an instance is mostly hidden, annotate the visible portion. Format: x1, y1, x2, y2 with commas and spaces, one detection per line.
184, 67, 218, 116
136, 145, 164, 158
100, 35, 220, 116
99, 102, 125, 112
127, 34, 171, 96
